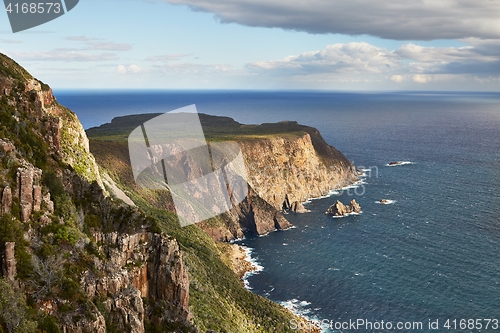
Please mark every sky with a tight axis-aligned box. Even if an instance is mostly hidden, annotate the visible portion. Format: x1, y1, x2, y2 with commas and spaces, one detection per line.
1, 0, 500, 91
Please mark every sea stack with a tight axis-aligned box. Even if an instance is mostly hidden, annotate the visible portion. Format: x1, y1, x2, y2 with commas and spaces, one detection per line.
325, 199, 361, 217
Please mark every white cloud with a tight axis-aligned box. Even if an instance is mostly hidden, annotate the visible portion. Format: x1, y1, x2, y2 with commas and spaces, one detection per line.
158, 0, 500, 40
84, 41, 132, 51
128, 64, 142, 73
152, 62, 234, 75
391, 75, 404, 83
412, 75, 430, 83
246, 39, 500, 83
0, 38, 22, 44
117, 64, 143, 74
64, 36, 132, 51
117, 65, 127, 74
248, 42, 399, 75
65, 36, 92, 42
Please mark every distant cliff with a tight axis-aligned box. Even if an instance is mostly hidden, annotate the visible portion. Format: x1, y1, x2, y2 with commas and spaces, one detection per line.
238, 126, 356, 211
87, 114, 358, 242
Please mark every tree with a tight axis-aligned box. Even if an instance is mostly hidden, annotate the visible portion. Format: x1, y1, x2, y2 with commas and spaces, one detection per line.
27, 255, 63, 300
0, 278, 36, 333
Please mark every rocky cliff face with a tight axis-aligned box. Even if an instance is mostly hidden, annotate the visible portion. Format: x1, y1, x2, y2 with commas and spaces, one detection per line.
79, 231, 190, 333
0, 53, 194, 333
239, 132, 357, 212
0, 56, 102, 187
201, 132, 357, 241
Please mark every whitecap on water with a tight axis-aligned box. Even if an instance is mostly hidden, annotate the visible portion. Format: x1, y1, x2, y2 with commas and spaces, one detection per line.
375, 199, 396, 205
386, 161, 414, 167
280, 299, 332, 332
330, 211, 363, 218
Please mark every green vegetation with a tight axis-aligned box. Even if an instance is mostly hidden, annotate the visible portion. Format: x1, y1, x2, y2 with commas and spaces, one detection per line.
0, 53, 32, 84
87, 112, 306, 143
0, 278, 37, 333
0, 214, 33, 279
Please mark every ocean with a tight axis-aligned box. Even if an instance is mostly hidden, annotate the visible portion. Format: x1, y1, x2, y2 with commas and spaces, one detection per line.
56, 90, 500, 332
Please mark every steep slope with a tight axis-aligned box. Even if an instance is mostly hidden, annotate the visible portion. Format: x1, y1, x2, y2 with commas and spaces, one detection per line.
0, 53, 316, 333
0, 53, 195, 332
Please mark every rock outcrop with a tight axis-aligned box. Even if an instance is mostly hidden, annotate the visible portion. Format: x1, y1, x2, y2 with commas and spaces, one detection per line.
283, 195, 308, 213
1, 242, 16, 282
0, 55, 103, 187
81, 230, 191, 332
1, 186, 12, 216
325, 199, 362, 217
16, 163, 42, 222
61, 306, 107, 333
0, 138, 15, 154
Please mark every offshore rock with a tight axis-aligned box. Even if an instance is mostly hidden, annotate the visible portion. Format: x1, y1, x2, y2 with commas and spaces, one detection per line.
216, 187, 292, 239
325, 200, 348, 217
349, 199, 362, 214
290, 201, 307, 213
325, 199, 361, 217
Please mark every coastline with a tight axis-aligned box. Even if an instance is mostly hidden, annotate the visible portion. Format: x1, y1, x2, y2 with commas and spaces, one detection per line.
228, 243, 261, 280
231, 242, 323, 333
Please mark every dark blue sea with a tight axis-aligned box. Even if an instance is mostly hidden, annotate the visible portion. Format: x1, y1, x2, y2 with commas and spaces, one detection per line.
56, 90, 500, 332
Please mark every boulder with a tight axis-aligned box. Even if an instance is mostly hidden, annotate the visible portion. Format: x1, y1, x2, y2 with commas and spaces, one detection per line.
0, 139, 15, 155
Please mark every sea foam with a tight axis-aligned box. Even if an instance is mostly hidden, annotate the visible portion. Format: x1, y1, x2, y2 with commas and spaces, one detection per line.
240, 245, 264, 290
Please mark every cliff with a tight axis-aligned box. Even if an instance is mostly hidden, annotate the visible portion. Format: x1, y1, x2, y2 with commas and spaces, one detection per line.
238, 129, 357, 211
88, 114, 358, 241
0, 52, 317, 333
0, 53, 193, 332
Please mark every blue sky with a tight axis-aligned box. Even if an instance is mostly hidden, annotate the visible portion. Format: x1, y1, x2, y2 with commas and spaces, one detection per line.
1, 0, 500, 90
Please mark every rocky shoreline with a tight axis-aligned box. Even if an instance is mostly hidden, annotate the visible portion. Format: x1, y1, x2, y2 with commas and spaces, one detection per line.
228, 244, 257, 279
